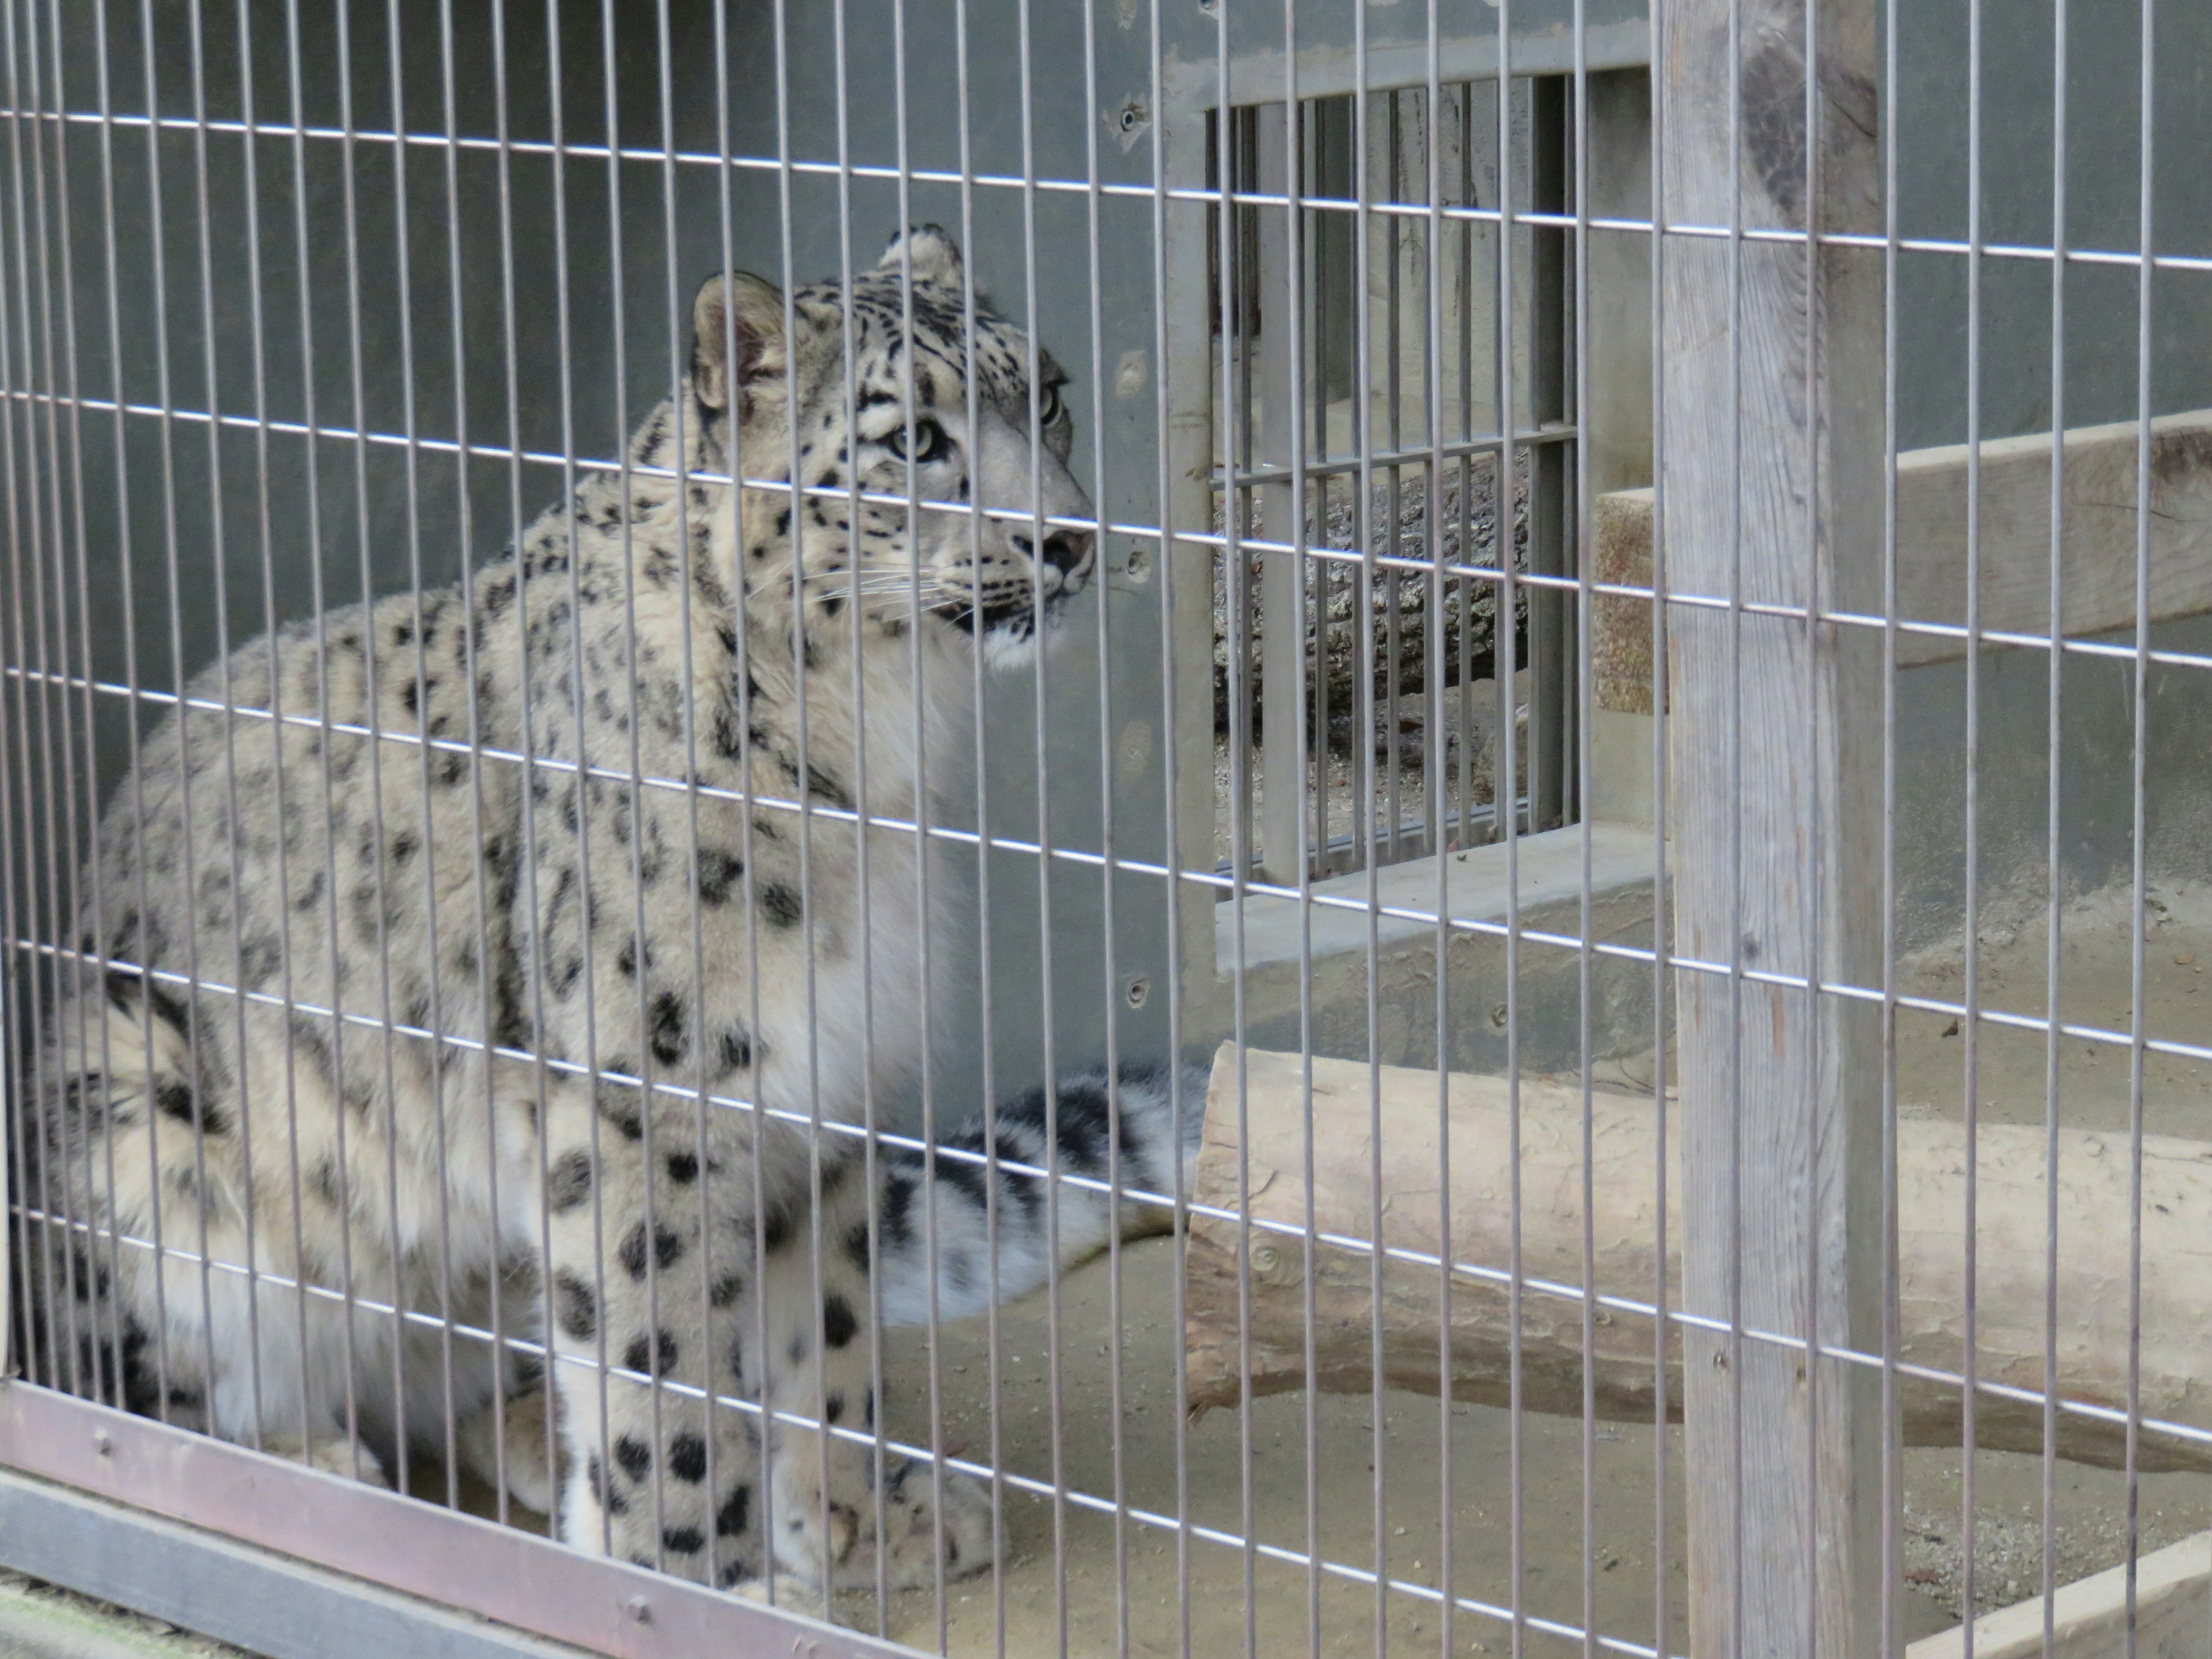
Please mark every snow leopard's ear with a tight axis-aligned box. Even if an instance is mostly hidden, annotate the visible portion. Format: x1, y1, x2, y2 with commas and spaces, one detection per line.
878, 224, 964, 289
691, 270, 786, 415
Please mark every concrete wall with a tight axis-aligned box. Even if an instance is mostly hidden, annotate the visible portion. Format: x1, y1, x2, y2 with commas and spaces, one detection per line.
11, 0, 1198, 1124
7, 0, 2208, 1113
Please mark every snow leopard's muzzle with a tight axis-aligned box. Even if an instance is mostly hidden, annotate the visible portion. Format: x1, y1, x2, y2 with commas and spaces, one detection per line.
930, 401, 1096, 657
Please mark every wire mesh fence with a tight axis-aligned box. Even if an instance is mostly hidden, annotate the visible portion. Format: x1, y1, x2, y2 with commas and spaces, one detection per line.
3, 2, 2211, 1657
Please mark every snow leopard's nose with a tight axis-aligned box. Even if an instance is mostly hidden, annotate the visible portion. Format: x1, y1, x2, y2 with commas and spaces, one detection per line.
1013, 527, 1094, 582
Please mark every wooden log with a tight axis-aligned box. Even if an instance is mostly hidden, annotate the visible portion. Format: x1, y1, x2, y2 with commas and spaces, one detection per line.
1184, 1047, 2212, 1476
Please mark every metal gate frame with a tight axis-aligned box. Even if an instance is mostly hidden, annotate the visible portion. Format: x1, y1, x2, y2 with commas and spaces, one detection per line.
0, 1382, 899, 1658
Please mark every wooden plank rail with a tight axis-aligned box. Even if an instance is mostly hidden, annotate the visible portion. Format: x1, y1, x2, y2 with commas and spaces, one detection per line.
1593, 409, 2212, 713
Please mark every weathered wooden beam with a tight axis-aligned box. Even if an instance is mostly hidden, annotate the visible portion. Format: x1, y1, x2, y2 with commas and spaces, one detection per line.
1183, 1048, 2212, 1477
1660, 0, 1889, 1652
1591, 409, 2212, 713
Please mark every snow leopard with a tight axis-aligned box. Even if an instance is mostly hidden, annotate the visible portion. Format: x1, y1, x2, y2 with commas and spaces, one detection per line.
14, 225, 1199, 1611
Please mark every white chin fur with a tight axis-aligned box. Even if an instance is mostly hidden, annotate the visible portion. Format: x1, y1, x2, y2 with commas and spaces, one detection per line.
978, 577, 1088, 671
981, 622, 1040, 671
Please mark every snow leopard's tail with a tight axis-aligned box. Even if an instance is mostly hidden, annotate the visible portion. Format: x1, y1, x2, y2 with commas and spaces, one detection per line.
871, 1063, 1207, 1325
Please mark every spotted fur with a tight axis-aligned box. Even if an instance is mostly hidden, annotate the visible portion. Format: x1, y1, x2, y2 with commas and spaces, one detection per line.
16, 227, 1195, 1609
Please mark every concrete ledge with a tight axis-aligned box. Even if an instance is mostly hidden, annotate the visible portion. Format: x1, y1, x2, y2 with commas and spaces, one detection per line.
1216, 823, 1665, 1073
1908, 1531, 2211, 1659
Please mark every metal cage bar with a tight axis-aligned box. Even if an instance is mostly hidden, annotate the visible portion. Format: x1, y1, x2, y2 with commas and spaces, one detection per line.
1, 4, 2207, 1659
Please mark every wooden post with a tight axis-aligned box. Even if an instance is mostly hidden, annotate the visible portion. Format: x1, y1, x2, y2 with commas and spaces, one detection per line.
1660, 2, 1889, 1656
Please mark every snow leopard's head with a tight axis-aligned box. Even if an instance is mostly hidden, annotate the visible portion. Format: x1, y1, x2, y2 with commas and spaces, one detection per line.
691, 226, 1095, 667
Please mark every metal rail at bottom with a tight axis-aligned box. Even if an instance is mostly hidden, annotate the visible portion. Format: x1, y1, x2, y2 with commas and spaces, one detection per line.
0, 1382, 902, 1659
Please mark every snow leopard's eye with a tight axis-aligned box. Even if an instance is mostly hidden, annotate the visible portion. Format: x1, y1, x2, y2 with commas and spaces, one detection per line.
1036, 384, 1064, 428
887, 418, 952, 464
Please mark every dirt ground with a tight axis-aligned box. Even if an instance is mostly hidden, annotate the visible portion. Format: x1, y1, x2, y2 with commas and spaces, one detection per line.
845, 884, 2212, 1656
416, 882, 2211, 1657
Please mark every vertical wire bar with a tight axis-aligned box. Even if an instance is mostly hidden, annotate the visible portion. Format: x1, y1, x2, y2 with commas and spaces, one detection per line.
1455, 89, 1477, 854
1309, 118, 1331, 881
283, 0, 368, 1478
0, 86, 32, 1380
1007, 3, 1074, 1644
0, 55, 45, 1390
1209, 17, 1260, 1659
760, 0, 836, 1591
1725, 0, 1753, 1640
1284, 79, 1328, 1659
1571, 2, 1600, 1652
751, 0, 800, 1596
1075, 0, 1138, 1646
18, 0, 77, 1400
941, 0, 1013, 1639
24, 0, 101, 1414
377, 0, 465, 1499
1352, 12, 1397, 1659
21, 0, 89, 1403
1493, 12, 1529, 1659
1350, 73, 1378, 886
17, 0, 58, 1406
1878, 0, 1905, 1633
1645, 0, 1673, 1642
0, 0, 67, 1400
538, 0, 619, 1551
703, 0, 782, 1600
878, 9, 959, 1635
1529, 80, 1570, 836
660, 0, 721, 1597
331, 0, 418, 1493
1143, 0, 1196, 1647
16, 0, 90, 1406
179, 0, 239, 1438
50, 0, 136, 1422
11, 0, 77, 1405
1800, 0, 1830, 1642
1490, 98, 1514, 850
1421, 2, 1461, 1653
488, 0, 567, 1525
820, 0, 891, 1623
223, 0, 303, 1456
593, 0, 675, 1567
1717, 0, 1752, 1644
134, 0, 222, 1429
1259, 116, 1303, 889
2123, 0, 2155, 1649
1384, 92, 1404, 869
433, 0, 514, 1524
35, 0, 107, 1404
0, 0, 14, 1370
2039, 0, 2070, 1643
1229, 111, 1251, 884
1961, 0, 1988, 1624
245, 0, 312, 1468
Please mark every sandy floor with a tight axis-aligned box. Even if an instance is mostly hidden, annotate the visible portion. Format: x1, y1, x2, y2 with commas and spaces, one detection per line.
415, 882, 2211, 1656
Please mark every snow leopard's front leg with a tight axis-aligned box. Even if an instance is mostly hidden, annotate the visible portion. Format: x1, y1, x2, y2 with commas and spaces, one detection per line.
755, 1178, 994, 1600
535, 1071, 767, 1589
534, 1075, 988, 1604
